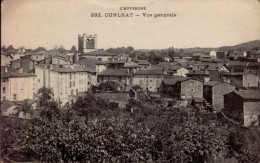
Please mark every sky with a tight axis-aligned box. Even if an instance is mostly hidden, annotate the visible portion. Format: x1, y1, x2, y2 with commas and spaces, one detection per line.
1, 0, 260, 50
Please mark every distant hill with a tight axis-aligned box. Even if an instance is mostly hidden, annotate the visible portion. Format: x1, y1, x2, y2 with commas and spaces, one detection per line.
182, 40, 260, 53
217, 40, 260, 51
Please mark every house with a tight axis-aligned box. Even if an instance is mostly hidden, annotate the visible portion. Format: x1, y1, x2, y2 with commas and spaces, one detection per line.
228, 51, 244, 60
133, 70, 164, 93
170, 66, 189, 77
226, 61, 247, 73
106, 58, 137, 69
1, 53, 13, 66
216, 51, 227, 59
203, 81, 235, 112
132, 59, 151, 69
245, 62, 260, 78
206, 63, 230, 81
210, 50, 217, 57
35, 64, 91, 106
10, 55, 34, 73
1, 99, 37, 119
1, 68, 36, 101
76, 58, 106, 75
160, 77, 203, 99
223, 90, 260, 127
186, 71, 210, 83
97, 69, 132, 90
220, 72, 258, 89
189, 62, 209, 71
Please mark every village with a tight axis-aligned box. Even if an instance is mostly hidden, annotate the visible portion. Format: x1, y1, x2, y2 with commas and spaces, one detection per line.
1, 34, 260, 128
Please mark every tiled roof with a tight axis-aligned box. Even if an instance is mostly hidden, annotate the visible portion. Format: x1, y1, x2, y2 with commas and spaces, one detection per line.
76, 58, 104, 66
106, 59, 127, 64
134, 59, 151, 65
219, 72, 255, 76
246, 62, 260, 67
204, 81, 229, 87
98, 69, 131, 76
0, 100, 17, 112
233, 90, 260, 100
162, 77, 201, 85
1, 71, 36, 78
134, 69, 164, 75
36, 64, 93, 73
82, 51, 118, 56
226, 61, 247, 67
186, 71, 209, 76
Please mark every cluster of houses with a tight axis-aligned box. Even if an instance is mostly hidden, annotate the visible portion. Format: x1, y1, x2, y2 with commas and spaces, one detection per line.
1, 34, 260, 127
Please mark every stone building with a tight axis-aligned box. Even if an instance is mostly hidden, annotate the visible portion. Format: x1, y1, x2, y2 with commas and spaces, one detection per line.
97, 69, 132, 90
1, 68, 36, 101
132, 70, 165, 93
35, 64, 92, 106
224, 90, 260, 127
203, 81, 235, 112
78, 34, 97, 54
161, 77, 203, 99
220, 72, 258, 89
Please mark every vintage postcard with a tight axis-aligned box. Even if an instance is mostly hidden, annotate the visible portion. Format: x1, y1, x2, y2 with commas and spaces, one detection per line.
1, 0, 260, 162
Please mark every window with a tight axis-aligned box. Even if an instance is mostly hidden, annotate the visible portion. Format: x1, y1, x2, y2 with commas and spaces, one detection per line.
3, 87, 6, 94
13, 94, 17, 100
71, 90, 74, 95
38, 79, 40, 82
73, 81, 75, 86
70, 82, 72, 88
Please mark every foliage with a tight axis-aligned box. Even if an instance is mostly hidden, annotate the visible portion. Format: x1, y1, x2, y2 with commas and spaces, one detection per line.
93, 81, 123, 93
33, 47, 47, 53
70, 45, 77, 53
106, 46, 134, 54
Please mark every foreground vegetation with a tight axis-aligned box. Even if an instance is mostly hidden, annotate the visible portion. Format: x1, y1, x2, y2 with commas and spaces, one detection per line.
1, 88, 260, 162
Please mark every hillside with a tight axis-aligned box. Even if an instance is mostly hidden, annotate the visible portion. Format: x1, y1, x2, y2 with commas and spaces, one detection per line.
182, 40, 260, 53
217, 40, 260, 51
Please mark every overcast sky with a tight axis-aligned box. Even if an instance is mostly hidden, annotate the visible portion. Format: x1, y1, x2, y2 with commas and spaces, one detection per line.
1, 0, 260, 50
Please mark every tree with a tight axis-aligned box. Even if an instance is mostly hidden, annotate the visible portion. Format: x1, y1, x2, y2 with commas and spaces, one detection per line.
34, 47, 47, 53
70, 45, 77, 53
7, 45, 15, 51
1, 45, 7, 51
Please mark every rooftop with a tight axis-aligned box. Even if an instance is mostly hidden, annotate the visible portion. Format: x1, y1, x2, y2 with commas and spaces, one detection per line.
232, 90, 260, 100
36, 64, 94, 73
134, 69, 164, 75
82, 51, 118, 56
98, 69, 132, 76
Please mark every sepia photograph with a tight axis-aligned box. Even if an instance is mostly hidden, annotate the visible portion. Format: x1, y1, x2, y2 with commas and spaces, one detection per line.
1, 0, 260, 162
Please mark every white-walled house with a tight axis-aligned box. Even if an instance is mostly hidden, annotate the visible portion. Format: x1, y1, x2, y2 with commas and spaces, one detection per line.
172, 67, 189, 77
1, 69, 36, 101
35, 64, 92, 106
210, 51, 217, 57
